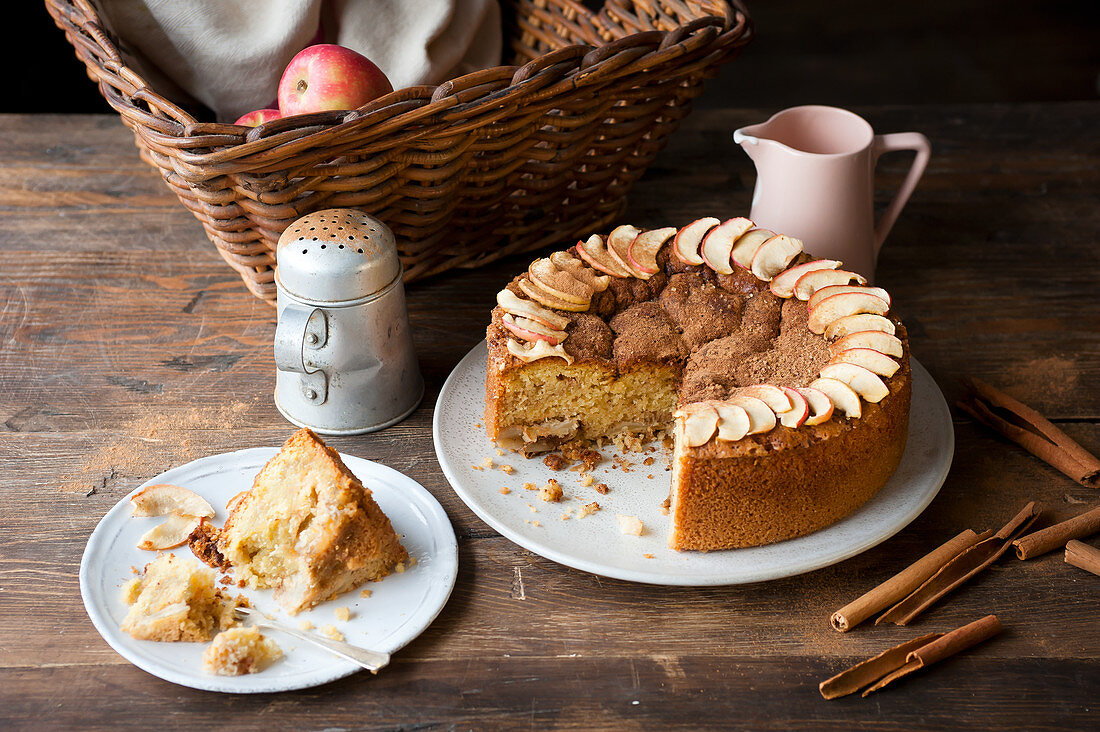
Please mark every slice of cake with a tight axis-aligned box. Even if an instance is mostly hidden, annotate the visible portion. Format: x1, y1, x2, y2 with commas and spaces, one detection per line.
120, 553, 241, 642
202, 627, 283, 675
216, 429, 408, 614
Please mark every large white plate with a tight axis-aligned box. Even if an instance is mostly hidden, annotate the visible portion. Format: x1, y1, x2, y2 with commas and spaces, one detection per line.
80, 448, 458, 693
434, 341, 953, 586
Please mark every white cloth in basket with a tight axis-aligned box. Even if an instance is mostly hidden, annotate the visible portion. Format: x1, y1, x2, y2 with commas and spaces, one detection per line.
96, 0, 502, 122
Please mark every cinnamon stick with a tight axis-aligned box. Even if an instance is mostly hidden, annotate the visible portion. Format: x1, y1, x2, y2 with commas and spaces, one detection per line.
820, 616, 1002, 699
861, 615, 1003, 696
1013, 505, 1100, 559
819, 633, 941, 699
959, 378, 1100, 488
1065, 540, 1100, 577
877, 502, 1040, 626
831, 529, 991, 632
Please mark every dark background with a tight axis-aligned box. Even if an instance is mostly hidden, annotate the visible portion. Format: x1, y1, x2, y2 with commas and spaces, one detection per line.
20, 1, 1100, 115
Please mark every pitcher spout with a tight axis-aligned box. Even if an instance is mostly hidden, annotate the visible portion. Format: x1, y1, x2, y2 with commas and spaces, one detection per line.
733, 122, 768, 160
734, 122, 770, 149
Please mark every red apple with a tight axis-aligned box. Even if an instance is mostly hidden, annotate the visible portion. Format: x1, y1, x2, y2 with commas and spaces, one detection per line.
278, 44, 393, 116
234, 108, 282, 127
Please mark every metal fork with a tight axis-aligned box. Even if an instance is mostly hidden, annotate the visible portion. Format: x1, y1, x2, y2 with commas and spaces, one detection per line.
233, 606, 391, 673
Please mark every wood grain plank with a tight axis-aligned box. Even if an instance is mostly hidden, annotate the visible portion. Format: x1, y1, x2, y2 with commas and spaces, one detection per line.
2, 657, 1097, 730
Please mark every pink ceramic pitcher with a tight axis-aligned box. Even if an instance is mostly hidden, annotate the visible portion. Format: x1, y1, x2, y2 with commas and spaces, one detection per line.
734, 106, 930, 281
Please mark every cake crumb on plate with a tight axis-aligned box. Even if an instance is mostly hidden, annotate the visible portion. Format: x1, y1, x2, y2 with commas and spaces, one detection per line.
334, 607, 351, 622
617, 515, 644, 536
320, 625, 344, 642
543, 454, 567, 471
539, 479, 564, 503
578, 502, 600, 518
202, 627, 282, 676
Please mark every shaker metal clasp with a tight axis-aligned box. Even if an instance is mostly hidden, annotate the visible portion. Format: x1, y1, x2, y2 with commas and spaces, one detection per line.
274, 304, 328, 404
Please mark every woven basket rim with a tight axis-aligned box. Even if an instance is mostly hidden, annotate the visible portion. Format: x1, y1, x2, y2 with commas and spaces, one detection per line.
45, 0, 753, 156
45, 0, 754, 306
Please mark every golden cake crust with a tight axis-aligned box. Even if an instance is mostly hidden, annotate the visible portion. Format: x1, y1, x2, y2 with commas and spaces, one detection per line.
669, 355, 911, 550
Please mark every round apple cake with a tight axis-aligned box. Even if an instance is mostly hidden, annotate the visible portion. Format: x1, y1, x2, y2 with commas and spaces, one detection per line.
483, 218, 911, 551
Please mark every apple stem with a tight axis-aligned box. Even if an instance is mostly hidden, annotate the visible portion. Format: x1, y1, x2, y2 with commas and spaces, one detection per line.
297, 79, 308, 93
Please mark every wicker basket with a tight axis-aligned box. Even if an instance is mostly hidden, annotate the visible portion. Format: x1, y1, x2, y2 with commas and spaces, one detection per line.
46, 0, 753, 304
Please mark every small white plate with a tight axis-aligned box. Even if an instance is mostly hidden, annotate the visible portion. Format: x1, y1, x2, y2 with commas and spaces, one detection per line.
80, 448, 458, 693
434, 341, 953, 585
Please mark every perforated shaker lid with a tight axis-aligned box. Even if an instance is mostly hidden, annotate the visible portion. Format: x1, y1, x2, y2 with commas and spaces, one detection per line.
276, 209, 401, 304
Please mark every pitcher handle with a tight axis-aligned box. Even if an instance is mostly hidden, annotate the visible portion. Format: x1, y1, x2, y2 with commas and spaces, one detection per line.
872, 132, 931, 255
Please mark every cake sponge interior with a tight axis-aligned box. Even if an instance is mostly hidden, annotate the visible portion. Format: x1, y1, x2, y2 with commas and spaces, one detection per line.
218, 429, 408, 614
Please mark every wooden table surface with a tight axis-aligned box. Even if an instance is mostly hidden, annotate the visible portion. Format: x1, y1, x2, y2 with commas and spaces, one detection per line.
1, 103, 1097, 730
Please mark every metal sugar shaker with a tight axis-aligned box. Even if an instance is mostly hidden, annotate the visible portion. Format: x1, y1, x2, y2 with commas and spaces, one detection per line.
273, 209, 423, 435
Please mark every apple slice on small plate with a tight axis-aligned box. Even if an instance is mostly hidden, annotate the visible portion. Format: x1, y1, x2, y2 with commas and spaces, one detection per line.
130, 484, 215, 518
137, 513, 202, 551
